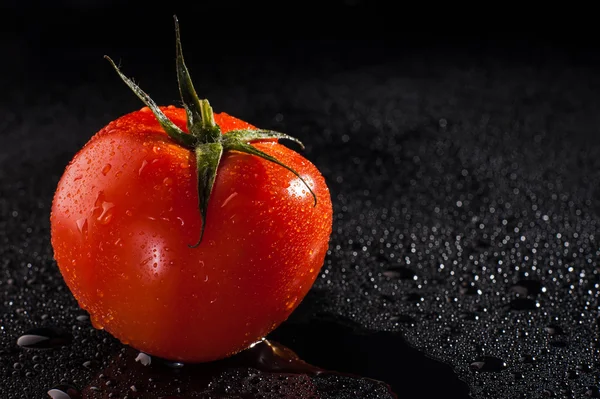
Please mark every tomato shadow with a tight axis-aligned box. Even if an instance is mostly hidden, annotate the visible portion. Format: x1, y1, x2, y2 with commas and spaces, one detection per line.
268, 295, 472, 399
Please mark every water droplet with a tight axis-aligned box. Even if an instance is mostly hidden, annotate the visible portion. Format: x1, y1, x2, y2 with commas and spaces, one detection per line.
586, 387, 600, 397
403, 293, 424, 302
549, 339, 569, 348
469, 356, 507, 372
519, 354, 536, 363
163, 360, 184, 368
75, 218, 88, 235
141, 256, 153, 266
90, 315, 104, 330
139, 159, 148, 175
163, 176, 173, 186
545, 324, 564, 335
47, 384, 81, 399
459, 312, 479, 321
459, 281, 479, 295
510, 279, 543, 296
512, 372, 524, 380
83, 360, 97, 369
509, 298, 539, 310
576, 363, 592, 372
389, 314, 416, 324
97, 202, 115, 225
566, 369, 579, 379
16, 327, 73, 349
382, 266, 416, 280
101, 163, 111, 176
76, 315, 89, 322
221, 192, 238, 208
135, 352, 151, 366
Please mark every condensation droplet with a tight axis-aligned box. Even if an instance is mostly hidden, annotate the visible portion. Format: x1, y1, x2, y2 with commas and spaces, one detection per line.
101, 163, 111, 176
139, 160, 148, 176
76, 218, 88, 235
97, 202, 115, 225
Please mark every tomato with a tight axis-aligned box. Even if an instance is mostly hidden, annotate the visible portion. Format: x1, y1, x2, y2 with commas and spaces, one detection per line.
49, 19, 333, 363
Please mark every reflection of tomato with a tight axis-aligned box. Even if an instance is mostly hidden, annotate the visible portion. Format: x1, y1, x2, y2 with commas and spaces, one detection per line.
50, 20, 333, 362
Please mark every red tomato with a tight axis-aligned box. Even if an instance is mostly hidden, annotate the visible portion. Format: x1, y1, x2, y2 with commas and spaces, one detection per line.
51, 105, 333, 362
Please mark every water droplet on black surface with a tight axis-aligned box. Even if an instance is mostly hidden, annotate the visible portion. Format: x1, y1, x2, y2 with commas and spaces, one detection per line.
163, 360, 185, 369
545, 324, 564, 335
519, 354, 536, 363
510, 279, 543, 297
47, 384, 81, 399
403, 293, 424, 302
389, 314, 416, 324
17, 327, 73, 349
566, 369, 579, 379
459, 281, 479, 295
82, 360, 97, 369
549, 339, 569, 348
459, 312, 479, 321
469, 356, 507, 372
586, 386, 600, 397
509, 298, 539, 311
576, 363, 591, 372
382, 266, 416, 280
135, 352, 151, 366
512, 372, 524, 380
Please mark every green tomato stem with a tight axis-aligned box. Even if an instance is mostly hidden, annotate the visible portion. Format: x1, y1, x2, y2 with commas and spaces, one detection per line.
106, 15, 317, 247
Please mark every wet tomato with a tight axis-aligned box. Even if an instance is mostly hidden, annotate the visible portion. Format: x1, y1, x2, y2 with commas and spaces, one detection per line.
50, 19, 333, 363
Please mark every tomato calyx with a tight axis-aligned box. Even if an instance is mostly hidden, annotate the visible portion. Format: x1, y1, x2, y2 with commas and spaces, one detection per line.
103, 16, 317, 248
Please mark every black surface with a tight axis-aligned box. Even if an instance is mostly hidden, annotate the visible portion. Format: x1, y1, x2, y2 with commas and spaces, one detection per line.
3, 6, 600, 399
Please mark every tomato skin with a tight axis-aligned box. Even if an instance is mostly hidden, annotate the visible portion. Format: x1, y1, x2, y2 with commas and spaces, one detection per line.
50, 106, 333, 362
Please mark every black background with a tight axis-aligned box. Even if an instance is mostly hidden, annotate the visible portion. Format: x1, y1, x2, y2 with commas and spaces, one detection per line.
3, 2, 600, 399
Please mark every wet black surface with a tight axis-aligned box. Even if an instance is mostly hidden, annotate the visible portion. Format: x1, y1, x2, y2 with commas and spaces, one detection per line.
3, 8, 600, 399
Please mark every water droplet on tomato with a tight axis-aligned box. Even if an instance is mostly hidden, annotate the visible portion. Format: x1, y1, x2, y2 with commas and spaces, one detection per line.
221, 192, 238, 208
17, 327, 73, 349
141, 257, 152, 266
163, 177, 173, 186
140, 106, 151, 113
153, 145, 161, 154
138, 160, 148, 175
101, 163, 111, 176
97, 202, 115, 225
73, 174, 83, 181
75, 218, 88, 235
